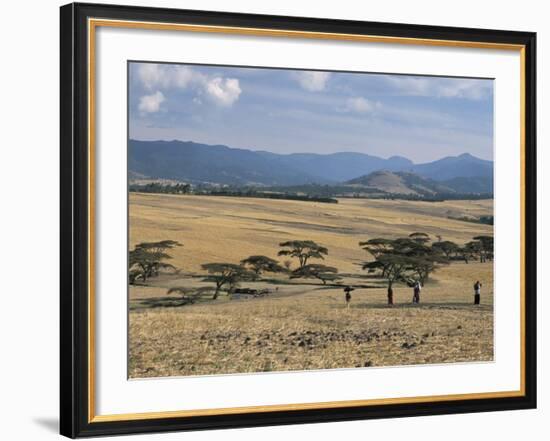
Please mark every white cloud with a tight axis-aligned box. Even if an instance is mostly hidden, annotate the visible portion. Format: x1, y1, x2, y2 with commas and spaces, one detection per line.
436, 79, 491, 100
345, 97, 380, 113
138, 91, 165, 113
294, 71, 331, 92
137, 64, 168, 89
137, 64, 197, 90
135, 63, 241, 107
205, 77, 241, 107
385, 76, 492, 100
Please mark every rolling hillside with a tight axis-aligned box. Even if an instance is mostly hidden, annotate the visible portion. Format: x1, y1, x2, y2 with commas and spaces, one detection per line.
345, 170, 454, 196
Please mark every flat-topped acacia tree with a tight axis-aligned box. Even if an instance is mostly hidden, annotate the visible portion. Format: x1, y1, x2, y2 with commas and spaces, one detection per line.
363, 253, 416, 305
361, 236, 448, 304
359, 238, 394, 277
278, 240, 328, 269
201, 263, 256, 299
290, 264, 342, 285
129, 240, 182, 284
408, 232, 431, 244
432, 240, 460, 259
240, 255, 288, 276
473, 235, 494, 262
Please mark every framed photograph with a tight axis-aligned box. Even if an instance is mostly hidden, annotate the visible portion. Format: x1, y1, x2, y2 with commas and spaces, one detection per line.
60, 2, 537, 438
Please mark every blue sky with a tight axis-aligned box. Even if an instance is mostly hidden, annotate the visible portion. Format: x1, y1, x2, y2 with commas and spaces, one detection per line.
129, 62, 493, 163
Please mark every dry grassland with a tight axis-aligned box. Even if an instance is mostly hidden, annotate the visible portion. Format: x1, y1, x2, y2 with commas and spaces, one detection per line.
129, 193, 494, 378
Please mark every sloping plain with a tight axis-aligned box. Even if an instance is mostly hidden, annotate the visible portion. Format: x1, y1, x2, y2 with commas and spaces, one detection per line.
129, 193, 494, 378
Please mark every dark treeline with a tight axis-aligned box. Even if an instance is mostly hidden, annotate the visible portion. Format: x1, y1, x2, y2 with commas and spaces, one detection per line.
129, 181, 492, 203
203, 190, 338, 204
130, 182, 191, 194
360, 192, 494, 202
447, 215, 494, 225
130, 182, 337, 203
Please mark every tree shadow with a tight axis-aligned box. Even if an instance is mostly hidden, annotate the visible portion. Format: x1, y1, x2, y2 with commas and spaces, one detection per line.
131, 296, 192, 310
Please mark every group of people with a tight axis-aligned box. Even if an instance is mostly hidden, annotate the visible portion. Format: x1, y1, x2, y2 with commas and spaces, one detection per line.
343, 280, 483, 306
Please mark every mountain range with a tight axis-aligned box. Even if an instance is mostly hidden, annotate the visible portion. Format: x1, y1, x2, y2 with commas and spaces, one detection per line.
129, 139, 493, 194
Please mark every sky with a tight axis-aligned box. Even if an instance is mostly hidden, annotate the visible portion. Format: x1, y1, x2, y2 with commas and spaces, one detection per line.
129, 62, 494, 163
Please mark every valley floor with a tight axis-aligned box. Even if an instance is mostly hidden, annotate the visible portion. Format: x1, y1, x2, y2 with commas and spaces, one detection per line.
129, 194, 494, 378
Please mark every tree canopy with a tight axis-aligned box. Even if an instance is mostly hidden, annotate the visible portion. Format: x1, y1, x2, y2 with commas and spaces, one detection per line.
278, 240, 328, 269
473, 235, 494, 262
129, 240, 181, 284
240, 255, 287, 276
201, 263, 256, 299
290, 264, 342, 285
361, 235, 449, 297
432, 240, 460, 259
408, 232, 431, 244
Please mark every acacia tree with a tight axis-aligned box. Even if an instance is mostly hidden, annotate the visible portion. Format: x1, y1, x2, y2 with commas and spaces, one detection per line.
432, 240, 460, 259
408, 232, 431, 244
410, 252, 449, 286
129, 240, 181, 284
473, 235, 494, 262
399, 238, 449, 285
361, 237, 447, 304
201, 263, 256, 299
363, 254, 416, 305
462, 240, 480, 263
240, 255, 287, 276
278, 240, 328, 269
359, 238, 394, 258
359, 238, 394, 277
290, 264, 342, 285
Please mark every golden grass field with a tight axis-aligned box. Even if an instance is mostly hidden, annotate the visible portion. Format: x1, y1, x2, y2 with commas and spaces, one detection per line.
129, 193, 494, 378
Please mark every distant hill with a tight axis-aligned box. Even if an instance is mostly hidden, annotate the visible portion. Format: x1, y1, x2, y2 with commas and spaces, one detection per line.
129, 140, 328, 186
403, 153, 493, 181
257, 151, 413, 183
129, 139, 493, 193
345, 170, 455, 196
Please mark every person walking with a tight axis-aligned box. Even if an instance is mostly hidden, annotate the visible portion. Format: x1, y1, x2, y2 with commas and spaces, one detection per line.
412, 281, 421, 304
474, 280, 482, 305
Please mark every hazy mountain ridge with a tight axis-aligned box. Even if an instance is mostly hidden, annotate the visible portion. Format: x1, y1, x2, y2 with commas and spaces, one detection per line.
129, 140, 327, 186
400, 153, 493, 181
129, 139, 493, 194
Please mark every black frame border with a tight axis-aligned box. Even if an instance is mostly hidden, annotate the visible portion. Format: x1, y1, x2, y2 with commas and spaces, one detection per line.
60, 2, 537, 438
